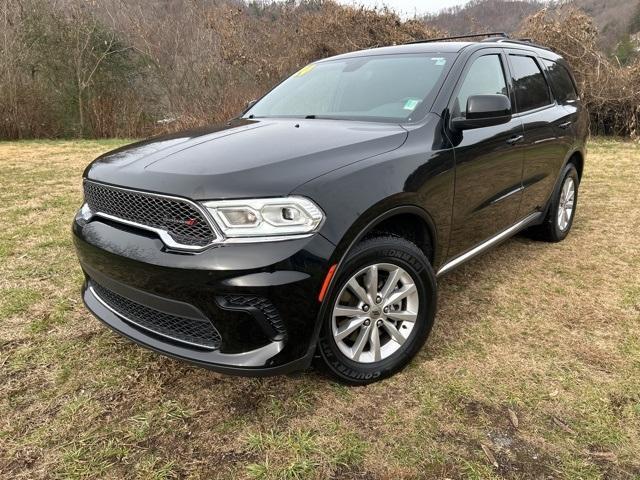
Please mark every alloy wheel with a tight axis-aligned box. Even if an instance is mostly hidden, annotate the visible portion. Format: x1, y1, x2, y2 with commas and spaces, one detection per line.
331, 263, 420, 363
557, 176, 575, 231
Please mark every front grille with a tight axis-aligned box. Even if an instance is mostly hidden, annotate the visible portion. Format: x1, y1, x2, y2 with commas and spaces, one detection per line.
84, 181, 216, 247
92, 282, 221, 349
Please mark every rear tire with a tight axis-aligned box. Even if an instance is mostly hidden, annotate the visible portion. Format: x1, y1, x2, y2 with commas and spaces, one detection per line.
530, 163, 579, 242
316, 235, 437, 385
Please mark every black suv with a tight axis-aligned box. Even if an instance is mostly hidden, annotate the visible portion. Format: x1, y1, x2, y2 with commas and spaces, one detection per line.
73, 35, 587, 384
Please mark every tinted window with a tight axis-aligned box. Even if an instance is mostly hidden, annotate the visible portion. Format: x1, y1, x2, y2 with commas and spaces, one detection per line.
509, 55, 552, 112
542, 59, 578, 103
247, 54, 454, 122
454, 54, 508, 116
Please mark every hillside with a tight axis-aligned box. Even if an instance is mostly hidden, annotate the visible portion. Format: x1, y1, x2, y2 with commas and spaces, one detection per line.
423, 0, 543, 37
574, 0, 640, 51
423, 0, 640, 52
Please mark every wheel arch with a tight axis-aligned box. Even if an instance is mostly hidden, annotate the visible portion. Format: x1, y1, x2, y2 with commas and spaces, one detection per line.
536, 148, 584, 227
308, 203, 441, 366
334, 205, 438, 268
567, 149, 584, 180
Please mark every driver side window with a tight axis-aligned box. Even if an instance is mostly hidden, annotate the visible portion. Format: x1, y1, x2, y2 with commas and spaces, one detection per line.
454, 55, 508, 117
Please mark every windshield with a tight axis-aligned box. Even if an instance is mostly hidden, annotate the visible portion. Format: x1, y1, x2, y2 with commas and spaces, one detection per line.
245, 53, 454, 122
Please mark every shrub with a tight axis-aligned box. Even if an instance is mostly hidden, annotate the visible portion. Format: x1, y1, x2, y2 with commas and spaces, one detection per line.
518, 7, 640, 137
2, 0, 639, 139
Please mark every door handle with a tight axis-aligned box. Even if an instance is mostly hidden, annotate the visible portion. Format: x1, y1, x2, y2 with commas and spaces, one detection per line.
506, 134, 524, 145
558, 121, 572, 129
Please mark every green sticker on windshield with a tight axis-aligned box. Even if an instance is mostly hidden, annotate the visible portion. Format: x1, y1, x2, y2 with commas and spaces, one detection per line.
404, 99, 420, 111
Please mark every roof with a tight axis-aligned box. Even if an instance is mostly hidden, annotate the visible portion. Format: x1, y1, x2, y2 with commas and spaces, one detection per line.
319, 40, 562, 63
323, 42, 472, 61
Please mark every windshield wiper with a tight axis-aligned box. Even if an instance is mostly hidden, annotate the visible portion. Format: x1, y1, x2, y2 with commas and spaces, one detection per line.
304, 115, 316, 119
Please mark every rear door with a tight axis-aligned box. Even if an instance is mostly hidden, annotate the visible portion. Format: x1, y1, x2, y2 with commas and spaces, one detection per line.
447, 48, 525, 258
505, 50, 572, 216
540, 57, 583, 152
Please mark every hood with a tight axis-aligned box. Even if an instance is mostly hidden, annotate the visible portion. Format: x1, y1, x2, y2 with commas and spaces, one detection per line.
85, 118, 408, 199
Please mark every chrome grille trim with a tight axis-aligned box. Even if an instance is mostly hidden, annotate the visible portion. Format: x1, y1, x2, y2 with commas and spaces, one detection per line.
83, 180, 222, 251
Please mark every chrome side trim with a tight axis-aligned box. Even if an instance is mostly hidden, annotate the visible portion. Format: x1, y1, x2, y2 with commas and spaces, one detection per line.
436, 212, 542, 277
89, 285, 219, 350
491, 185, 524, 206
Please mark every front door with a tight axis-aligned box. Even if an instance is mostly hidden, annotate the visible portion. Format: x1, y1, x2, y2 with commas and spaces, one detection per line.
447, 49, 525, 258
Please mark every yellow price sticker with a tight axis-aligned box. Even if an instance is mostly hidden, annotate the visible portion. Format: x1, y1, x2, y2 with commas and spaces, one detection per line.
294, 64, 316, 77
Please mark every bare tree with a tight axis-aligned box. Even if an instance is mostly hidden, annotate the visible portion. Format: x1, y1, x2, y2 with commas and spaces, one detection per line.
67, 5, 132, 135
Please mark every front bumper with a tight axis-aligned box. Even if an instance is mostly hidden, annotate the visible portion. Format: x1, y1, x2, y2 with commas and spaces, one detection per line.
73, 214, 335, 375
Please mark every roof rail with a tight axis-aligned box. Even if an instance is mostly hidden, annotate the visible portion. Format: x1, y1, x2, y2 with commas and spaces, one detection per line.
403, 32, 555, 53
405, 32, 508, 45
493, 38, 554, 52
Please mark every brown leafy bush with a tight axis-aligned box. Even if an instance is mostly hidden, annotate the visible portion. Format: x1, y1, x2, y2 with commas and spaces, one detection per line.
518, 6, 640, 137
2, 1, 639, 139
170, 1, 442, 132
0, 0, 440, 139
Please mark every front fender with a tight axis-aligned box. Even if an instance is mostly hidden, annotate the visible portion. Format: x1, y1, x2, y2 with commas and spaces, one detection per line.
293, 124, 455, 269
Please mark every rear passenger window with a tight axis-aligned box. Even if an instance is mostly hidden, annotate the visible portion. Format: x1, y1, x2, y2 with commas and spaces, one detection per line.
509, 55, 552, 112
541, 59, 578, 103
454, 54, 508, 116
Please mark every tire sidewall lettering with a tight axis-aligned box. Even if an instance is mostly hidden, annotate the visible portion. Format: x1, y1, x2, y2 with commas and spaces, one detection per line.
317, 236, 436, 385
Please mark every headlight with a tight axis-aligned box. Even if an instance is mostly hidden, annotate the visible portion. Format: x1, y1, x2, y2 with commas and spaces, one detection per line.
203, 197, 324, 238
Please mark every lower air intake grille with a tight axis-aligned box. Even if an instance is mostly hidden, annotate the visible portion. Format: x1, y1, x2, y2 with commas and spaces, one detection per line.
84, 181, 216, 248
91, 282, 221, 349
221, 294, 286, 339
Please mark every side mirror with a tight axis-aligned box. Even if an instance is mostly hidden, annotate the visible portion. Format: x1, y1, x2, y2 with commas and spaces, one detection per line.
451, 94, 512, 130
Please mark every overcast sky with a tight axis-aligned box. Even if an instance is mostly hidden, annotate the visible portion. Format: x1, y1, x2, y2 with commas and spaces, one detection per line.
335, 0, 471, 17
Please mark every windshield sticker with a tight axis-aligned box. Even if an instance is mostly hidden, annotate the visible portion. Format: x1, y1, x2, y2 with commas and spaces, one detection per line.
403, 99, 421, 111
431, 57, 447, 66
294, 64, 316, 77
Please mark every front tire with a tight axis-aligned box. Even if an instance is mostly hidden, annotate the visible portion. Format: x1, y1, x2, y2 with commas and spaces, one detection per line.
316, 235, 437, 385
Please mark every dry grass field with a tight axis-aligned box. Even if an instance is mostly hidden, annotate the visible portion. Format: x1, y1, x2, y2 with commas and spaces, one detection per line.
0, 139, 639, 479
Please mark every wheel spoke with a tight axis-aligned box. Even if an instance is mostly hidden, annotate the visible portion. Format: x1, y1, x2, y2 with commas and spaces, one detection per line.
382, 320, 406, 345
557, 176, 575, 232
385, 283, 416, 307
347, 278, 369, 304
351, 325, 370, 360
386, 310, 417, 323
333, 306, 363, 318
379, 267, 400, 301
369, 324, 381, 361
364, 265, 378, 301
332, 262, 420, 364
335, 316, 367, 341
